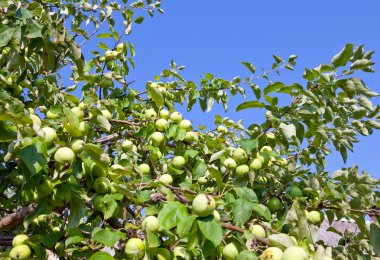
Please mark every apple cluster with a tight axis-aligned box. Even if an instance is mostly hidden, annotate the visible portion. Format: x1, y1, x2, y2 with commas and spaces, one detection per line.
9, 235, 32, 260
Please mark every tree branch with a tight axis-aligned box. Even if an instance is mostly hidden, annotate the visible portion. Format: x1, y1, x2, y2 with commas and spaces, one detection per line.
0, 204, 37, 232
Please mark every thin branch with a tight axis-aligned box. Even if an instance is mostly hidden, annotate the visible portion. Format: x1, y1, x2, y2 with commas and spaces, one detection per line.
0, 204, 37, 232
109, 119, 142, 126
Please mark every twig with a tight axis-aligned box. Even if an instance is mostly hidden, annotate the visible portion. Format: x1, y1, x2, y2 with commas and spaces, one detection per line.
0, 204, 37, 232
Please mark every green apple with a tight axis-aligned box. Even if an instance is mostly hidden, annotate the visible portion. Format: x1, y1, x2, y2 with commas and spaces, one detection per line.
105, 50, 118, 60
179, 119, 192, 130
150, 82, 159, 88
260, 146, 272, 153
267, 198, 283, 212
173, 247, 189, 259
9, 172, 25, 185
156, 248, 171, 260
78, 121, 90, 135
222, 243, 239, 260
197, 176, 208, 185
213, 210, 220, 220
250, 158, 263, 170
36, 178, 53, 197
205, 186, 215, 193
184, 131, 196, 143
41, 127, 57, 144
307, 211, 323, 224
93, 177, 111, 194
235, 164, 249, 177
260, 247, 283, 260
282, 246, 308, 260
224, 158, 237, 170
257, 154, 265, 164
172, 156, 186, 169
46, 110, 59, 119
142, 215, 159, 232
9, 244, 31, 260
54, 147, 75, 165
138, 164, 151, 174
71, 139, 85, 154
159, 109, 169, 119
232, 148, 248, 164
122, 139, 134, 151
90, 162, 107, 178
145, 109, 157, 119
192, 194, 215, 217
12, 235, 29, 247
101, 109, 112, 120
169, 111, 182, 123
124, 238, 145, 259
250, 224, 266, 238
289, 186, 303, 199
266, 132, 275, 139
151, 132, 164, 146
116, 43, 124, 52
30, 114, 41, 127
217, 125, 227, 133
71, 107, 84, 120
159, 174, 173, 185
21, 190, 38, 203
155, 118, 168, 131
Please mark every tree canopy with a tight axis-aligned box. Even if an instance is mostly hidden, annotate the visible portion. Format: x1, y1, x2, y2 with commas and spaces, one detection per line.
0, 1, 379, 259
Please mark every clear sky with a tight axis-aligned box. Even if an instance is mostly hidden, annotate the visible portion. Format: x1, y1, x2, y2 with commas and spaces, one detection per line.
87, 1, 380, 177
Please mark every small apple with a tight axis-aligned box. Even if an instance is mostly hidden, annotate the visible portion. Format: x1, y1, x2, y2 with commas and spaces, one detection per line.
289, 186, 303, 199
260, 247, 283, 260
173, 247, 189, 259
156, 248, 171, 260
267, 198, 283, 212
205, 187, 215, 193
235, 164, 249, 177
232, 148, 248, 164
249, 158, 263, 170
78, 121, 90, 135
260, 146, 272, 153
101, 109, 112, 120
159, 174, 173, 185
138, 164, 151, 174
91, 162, 106, 178
116, 43, 124, 52
282, 246, 308, 260
150, 82, 159, 88
266, 132, 275, 139
192, 194, 215, 217
155, 118, 168, 131
197, 176, 208, 185
159, 109, 169, 119
71, 107, 84, 120
71, 139, 85, 154
222, 243, 239, 260
30, 114, 41, 127
36, 178, 53, 197
124, 238, 145, 259
46, 110, 59, 119
12, 235, 29, 246
122, 139, 134, 151
142, 215, 159, 232
93, 177, 111, 194
169, 111, 182, 123
184, 131, 196, 143
257, 154, 265, 164
21, 190, 38, 203
151, 132, 164, 146
307, 211, 323, 224
109, 164, 126, 180
217, 125, 227, 133
54, 147, 75, 165
9, 244, 31, 260
278, 158, 288, 166
9, 172, 25, 185
145, 109, 157, 119
223, 158, 237, 170
172, 156, 186, 169
213, 210, 220, 220
178, 119, 192, 130
249, 224, 266, 238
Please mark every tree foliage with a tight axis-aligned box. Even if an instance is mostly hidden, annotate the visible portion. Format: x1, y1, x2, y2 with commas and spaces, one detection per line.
0, 0, 380, 259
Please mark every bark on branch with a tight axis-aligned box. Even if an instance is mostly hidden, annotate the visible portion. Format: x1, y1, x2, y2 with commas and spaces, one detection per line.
0, 204, 37, 232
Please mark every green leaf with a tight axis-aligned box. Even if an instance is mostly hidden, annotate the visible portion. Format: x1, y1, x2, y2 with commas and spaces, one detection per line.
232, 199, 254, 225
146, 229, 160, 248
85, 144, 109, 168
331, 44, 354, 67
158, 202, 188, 230
96, 115, 111, 132
0, 25, 14, 47
237, 251, 258, 260
238, 138, 258, 154
134, 16, 144, 24
149, 85, 164, 108
209, 150, 225, 162
26, 21, 43, 38
279, 123, 296, 139
234, 187, 258, 203
236, 101, 265, 112
370, 224, 380, 254
97, 33, 113, 39
192, 161, 207, 179
177, 215, 197, 238
15, 8, 33, 20
0, 121, 17, 142
68, 193, 86, 228
89, 252, 114, 260
251, 204, 271, 221
197, 216, 223, 247
20, 139, 48, 175
264, 82, 286, 95
91, 228, 126, 247
350, 59, 374, 70
268, 233, 294, 250
240, 61, 256, 74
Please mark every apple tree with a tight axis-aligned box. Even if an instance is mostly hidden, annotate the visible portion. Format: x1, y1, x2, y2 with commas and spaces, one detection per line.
0, 0, 380, 259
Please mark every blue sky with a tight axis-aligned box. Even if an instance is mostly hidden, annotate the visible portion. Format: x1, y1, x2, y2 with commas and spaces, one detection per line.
80, 1, 380, 177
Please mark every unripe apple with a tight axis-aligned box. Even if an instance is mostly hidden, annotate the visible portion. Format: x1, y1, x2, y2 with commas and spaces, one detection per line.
71, 107, 84, 120
266, 197, 283, 212
159, 109, 169, 119
78, 121, 90, 135
222, 243, 239, 260
192, 194, 215, 217
142, 215, 159, 232
151, 132, 164, 146
46, 110, 59, 119
172, 156, 186, 169
116, 43, 124, 53
124, 238, 145, 259
54, 147, 75, 165
249, 224, 266, 238
217, 125, 227, 133
9, 244, 31, 260
170, 111, 182, 123
150, 82, 159, 88
91, 162, 106, 178
184, 131, 196, 143
260, 247, 283, 260
9, 172, 25, 185
37, 178, 53, 197
282, 246, 308, 260
213, 210, 220, 220
105, 50, 118, 60
156, 248, 171, 260
145, 108, 157, 119
101, 109, 112, 120
155, 118, 168, 131
266, 132, 275, 139
159, 174, 173, 185
257, 154, 265, 164
71, 139, 85, 154
109, 164, 125, 180
122, 139, 134, 151
173, 247, 189, 259
179, 119, 192, 130
307, 211, 323, 224
12, 235, 29, 246
138, 164, 150, 174
235, 164, 249, 177
30, 114, 41, 126
197, 176, 208, 185
224, 158, 237, 170
93, 177, 111, 194
260, 146, 272, 153
21, 190, 38, 203
289, 186, 303, 199
249, 158, 262, 170
158, 86, 166, 93
232, 148, 248, 164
